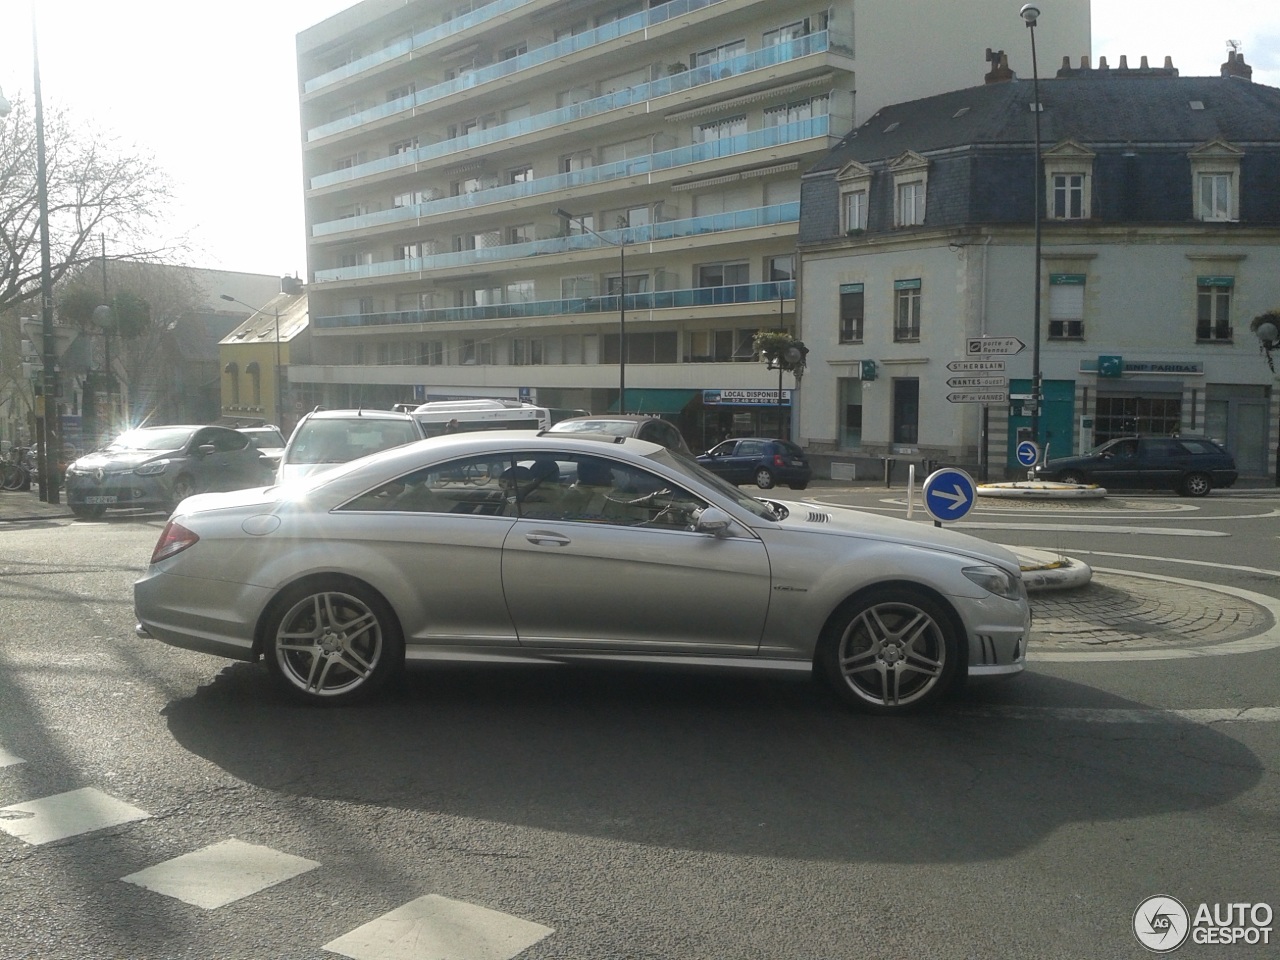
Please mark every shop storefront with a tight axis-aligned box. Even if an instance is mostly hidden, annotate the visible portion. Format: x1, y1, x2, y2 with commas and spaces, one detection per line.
701, 388, 792, 449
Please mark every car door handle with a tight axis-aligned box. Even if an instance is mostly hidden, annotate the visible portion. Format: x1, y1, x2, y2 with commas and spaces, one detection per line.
525, 531, 571, 546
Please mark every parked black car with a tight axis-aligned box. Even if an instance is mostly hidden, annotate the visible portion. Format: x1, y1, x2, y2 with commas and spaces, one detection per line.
64, 425, 269, 519
1031, 435, 1237, 497
697, 437, 812, 490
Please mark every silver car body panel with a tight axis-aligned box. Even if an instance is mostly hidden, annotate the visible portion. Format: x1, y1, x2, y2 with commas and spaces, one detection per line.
135, 433, 1028, 677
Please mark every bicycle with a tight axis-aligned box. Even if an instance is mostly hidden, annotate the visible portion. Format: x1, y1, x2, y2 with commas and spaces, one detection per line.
1, 451, 31, 492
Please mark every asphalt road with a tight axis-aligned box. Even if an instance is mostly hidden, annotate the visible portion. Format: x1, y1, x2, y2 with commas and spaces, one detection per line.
0, 489, 1276, 959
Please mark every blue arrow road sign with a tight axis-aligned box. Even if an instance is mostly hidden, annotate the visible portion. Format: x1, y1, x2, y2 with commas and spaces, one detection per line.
1016, 440, 1040, 467
922, 468, 977, 524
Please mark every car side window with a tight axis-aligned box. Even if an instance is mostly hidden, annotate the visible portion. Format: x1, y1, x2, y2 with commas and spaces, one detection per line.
551, 454, 704, 528
341, 454, 517, 515
738, 440, 763, 457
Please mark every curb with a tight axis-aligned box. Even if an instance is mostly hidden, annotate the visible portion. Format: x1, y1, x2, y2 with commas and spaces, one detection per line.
1011, 547, 1094, 592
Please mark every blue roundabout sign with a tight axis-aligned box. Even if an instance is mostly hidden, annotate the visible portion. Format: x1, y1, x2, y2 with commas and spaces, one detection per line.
1015, 440, 1040, 467
921, 468, 977, 524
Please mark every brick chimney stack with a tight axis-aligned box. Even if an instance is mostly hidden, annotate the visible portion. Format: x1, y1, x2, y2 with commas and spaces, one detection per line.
1222, 49, 1253, 81
985, 48, 1014, 84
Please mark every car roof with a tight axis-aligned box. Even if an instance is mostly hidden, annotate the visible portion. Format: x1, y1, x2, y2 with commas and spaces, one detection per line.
299, 408, 416, 421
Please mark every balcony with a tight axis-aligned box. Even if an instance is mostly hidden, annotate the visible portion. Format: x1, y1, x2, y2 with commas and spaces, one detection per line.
305, 3, 843, 146
302, 0, 541, 97
313, 280, 795, 329
312, 116, 828, 238
309, 31, 840, 189
314, 204, 799, 283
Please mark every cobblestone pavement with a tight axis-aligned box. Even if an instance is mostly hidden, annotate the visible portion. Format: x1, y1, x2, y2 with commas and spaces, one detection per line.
1029, 571, 1272, 651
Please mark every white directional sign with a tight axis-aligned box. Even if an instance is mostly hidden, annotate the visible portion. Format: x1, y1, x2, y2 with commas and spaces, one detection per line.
946, 359, 1006, 373
966, 337, 1026, 356
946, 376, 1008, 389
947, 391, 1009, 404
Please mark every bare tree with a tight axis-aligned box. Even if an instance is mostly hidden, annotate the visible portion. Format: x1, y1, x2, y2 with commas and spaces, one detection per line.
0, 92, 178, 317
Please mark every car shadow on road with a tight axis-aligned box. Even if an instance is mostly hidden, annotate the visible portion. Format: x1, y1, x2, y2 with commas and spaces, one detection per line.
162, 661, 1262, 865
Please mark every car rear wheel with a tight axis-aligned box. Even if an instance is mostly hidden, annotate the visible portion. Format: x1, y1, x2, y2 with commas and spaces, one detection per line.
816, 587, 960, 715
1180, 472, 1212, 497
754, 467, 775, 489
264, 577, 404, 705
787, 482, 808, 490
1059, 470, 1085, 485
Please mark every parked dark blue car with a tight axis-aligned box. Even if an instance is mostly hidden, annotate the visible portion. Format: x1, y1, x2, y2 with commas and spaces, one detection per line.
697, 438, 811, 490
1031, 435, 1237, 497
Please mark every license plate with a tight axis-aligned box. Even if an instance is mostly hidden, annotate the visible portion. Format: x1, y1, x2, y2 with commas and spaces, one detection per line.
85, 495, 118, 504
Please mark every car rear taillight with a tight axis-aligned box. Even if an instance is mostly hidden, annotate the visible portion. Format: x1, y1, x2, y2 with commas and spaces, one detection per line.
151, 520, 199, 563
773, 454, 785, 467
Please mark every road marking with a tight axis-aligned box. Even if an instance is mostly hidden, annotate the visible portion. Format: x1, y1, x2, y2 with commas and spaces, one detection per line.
0, 747, 24, 768
122, 839, 321, 909
323, 894, 553, 960
1030, 567, 1280, 662
0, 787, 150, 845
957, 521, 1226, 536
955, 706, 1280, 724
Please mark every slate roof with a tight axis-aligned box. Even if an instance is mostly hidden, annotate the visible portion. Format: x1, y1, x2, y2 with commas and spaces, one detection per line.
809, 76, 1280, 174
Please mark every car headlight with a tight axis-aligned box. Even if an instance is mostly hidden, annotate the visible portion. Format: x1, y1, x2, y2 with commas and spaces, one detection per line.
963, 564, 1023, 600
133, 460, 172, 476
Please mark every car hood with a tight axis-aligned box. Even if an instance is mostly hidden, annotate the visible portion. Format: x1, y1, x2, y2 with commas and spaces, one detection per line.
277, 462, 339, 483
69, 449, 179, 471
762, 499, 1021, 572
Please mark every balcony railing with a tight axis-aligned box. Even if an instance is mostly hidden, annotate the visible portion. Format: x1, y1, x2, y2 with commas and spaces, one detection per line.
310, 28, 839, 171
315, 204, 799, 283
313, 116, 828, 237
303, 0, 539, 95
306, 0, 770, 143
314, 281, 795, 328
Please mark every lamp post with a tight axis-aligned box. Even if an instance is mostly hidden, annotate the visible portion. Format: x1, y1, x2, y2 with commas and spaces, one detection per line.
1020, 3, 1044, 457
220, 294, 283, 428
555, 208, 627, 414
1253, 315, 1280, 486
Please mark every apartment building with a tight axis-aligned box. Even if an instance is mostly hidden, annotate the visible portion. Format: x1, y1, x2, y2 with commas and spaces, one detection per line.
294, 0, 1089, 452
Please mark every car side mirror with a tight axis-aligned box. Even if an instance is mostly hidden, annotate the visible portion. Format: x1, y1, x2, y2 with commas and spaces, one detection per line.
693, 506, 733, 536
197, 443, 217, 456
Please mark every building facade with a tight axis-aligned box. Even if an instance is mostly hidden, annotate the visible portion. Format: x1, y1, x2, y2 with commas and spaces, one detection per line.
797, 50, 1280, 480
218, 280, 310, 436
293, 0, 1088, 452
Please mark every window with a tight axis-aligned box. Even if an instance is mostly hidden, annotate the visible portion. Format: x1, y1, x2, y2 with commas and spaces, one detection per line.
767, 255, 794, 283
1048, 274, 1085, 339
1052, 174, 1085, 219
508, 224, 534, 245
1196, 277, 1233, 341
386, 83, 415, 102
1198, 174, 1232, 221
692, 40, 745, 68
896, 181, 925, 226
397, 243, 421, 261
459, 339, 492, 365
697, 262, 750, 287
893, 280, 921, 341
839, 283, 864, 343
842, 190, 867, 234
1043, 141, 1095, 220
696, 115, 747, 144
507, 165, 533, 184
1188, 140, 1243, 221
390, 138, 418, 155
764, 95, 827, 127
763, 20, 809, 46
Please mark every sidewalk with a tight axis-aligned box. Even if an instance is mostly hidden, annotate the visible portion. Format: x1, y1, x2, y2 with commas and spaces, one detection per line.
0, 491, 73, 523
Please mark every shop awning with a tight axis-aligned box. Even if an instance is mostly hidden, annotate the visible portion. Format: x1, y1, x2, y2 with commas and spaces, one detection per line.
607, 389, 698, 415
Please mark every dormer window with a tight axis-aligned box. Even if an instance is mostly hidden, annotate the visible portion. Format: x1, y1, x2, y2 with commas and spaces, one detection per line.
836, 160, 872, 235
1043, 140, 1095, 221
1189, 140, 1243, 222
889, 151, 928, 228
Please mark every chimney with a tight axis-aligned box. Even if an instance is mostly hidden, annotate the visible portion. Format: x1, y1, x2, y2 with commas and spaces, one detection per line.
985, 48, 1014, 84
1221, 49, 1253, 81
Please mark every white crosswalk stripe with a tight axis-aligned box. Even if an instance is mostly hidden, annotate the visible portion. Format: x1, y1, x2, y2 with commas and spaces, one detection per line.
121, 838, 321, 909
0, 786, 151, 845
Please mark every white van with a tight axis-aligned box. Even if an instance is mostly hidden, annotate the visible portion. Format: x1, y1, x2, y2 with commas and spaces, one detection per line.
412, 399, 551, 437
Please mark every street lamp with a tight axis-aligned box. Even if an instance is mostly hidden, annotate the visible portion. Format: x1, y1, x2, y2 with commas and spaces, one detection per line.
1021, 3, 1044, 458
555, 208, 627, 414
220, 294, 284, 429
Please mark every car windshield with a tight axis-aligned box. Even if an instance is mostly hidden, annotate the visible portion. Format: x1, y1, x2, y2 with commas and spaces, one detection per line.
648, 447, 778, 521
107, 427, 196, 452
287, 419, 420, 464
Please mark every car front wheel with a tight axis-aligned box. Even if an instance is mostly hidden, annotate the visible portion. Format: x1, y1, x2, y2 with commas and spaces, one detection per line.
264, 577, 404, 705
171, 474, 198, 504
816, 587, 960, 715
1058, 470, 1084, 485
1180, 472, 1212, 497
754, 467, 775, 489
